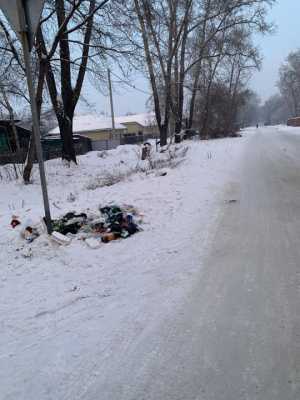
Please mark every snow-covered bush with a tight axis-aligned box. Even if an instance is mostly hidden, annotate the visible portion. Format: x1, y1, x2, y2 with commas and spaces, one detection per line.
85, 168, 135, 190
140, 145, 189, 171
0, 164, 23, 182
85, 144, 189, 190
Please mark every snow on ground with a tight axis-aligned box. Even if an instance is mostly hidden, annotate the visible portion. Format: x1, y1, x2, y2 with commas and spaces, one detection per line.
0, 134, 249, 399
247, 124, 300, 135
273, 124, 300, 135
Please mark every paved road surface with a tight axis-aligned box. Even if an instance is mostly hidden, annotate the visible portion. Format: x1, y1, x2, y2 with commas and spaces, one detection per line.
88, 128, 300, 399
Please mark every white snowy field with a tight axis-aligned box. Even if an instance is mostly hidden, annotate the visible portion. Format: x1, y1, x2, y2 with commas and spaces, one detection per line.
272, 124, 300, 135
253, 124, 300, 135
0, 133, 248, 399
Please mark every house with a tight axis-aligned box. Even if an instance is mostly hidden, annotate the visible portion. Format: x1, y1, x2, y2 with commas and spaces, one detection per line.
0, 120, 32, 164
49, 115, 127, 151
0, 120, 31, 153
0, 128, 9, 153
48, 112, 159, 150
115, 113, 159, 142
17, 112, 91, 160
287, 117, 300, 127
42, 133, 92, 159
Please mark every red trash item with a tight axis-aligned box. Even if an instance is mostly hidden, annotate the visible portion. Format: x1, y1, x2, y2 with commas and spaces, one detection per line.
11, 219, 21, 228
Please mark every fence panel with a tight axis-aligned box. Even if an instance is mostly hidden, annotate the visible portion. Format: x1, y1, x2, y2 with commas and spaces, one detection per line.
91, 139, 120, 151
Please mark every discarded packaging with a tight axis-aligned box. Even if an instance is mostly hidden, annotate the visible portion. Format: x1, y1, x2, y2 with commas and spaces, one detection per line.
11, 218, 21, 228
23, 226, 39, 243
51, 231, 72, 245
85, 237, 101, 249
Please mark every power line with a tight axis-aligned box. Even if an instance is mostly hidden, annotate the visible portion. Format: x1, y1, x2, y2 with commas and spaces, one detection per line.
109, 70, 152, 96
107, 68, 115, 138
109, 71, 204, 95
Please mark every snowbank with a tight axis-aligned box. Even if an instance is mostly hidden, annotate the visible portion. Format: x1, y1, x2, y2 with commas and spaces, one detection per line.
275, 124, 300, 135
0, 135, 248, 399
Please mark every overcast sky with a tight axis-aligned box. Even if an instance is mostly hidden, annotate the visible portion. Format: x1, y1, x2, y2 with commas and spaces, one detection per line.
251, 0, 300, 103
80, 0, 300, 116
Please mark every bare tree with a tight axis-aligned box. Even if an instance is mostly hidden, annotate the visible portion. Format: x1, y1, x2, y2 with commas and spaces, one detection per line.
125, 0, 274, 141
33, 0, 112, 163
0, 0, 134, 181
189, 24, 261, 137
126, 0, 193, 145
0, 13, 52, 182
261, 94, 291, 125
278, 50, 300, 117
184, 0, 274, 131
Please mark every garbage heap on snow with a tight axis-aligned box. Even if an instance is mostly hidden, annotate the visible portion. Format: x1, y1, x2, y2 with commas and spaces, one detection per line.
52, 205, 141, 245
12, 205, 142, 248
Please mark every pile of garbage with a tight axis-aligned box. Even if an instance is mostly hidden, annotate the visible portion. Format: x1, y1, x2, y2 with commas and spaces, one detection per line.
52, 205, 141, 244
11, 205, 142, 248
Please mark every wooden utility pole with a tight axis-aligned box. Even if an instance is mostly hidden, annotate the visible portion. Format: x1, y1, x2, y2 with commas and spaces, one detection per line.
107, 68, 115, 139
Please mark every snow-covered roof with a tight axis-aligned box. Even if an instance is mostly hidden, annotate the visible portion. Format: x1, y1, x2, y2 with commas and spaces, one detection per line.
49, 115, 126, 135
115, 113, 156, 127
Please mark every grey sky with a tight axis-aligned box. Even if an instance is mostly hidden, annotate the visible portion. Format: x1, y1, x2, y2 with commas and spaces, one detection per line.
251, 0, 300, 102
80, 72, 149, 117
80, 0, 299, 116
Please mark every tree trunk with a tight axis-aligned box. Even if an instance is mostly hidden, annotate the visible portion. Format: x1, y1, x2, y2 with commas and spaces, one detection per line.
175, 119, 182, 134
133, 0, 163, 142
175, 20, 189, 134
58, 112, 76, 163
201, 56, 222, 138
160, 124, 168, 147
23, 135, 36, 183
188, 73, 200, 129
201, 106, 209, 138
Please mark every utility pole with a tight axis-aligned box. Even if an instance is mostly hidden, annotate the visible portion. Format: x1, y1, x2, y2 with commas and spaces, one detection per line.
107, 68, 115, 140
15, 0, 52, 233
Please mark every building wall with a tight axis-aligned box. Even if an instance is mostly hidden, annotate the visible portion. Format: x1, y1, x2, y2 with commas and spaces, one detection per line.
122, 122, 144, 134
120, 122, 159, 138
143, 125, 159, 137
91, 139, 120, 151
42, 137, 91, 161
0, 124, 31, 154
0, 132, 9, 152
287, 117, 300, 127
79, 128, 126, 141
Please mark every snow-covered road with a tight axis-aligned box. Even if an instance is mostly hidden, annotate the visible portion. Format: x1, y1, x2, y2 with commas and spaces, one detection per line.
74, 126, 299, 400
1, 133, 248, 399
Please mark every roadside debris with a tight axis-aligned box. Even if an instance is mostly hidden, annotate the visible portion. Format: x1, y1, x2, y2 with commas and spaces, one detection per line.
10, 216, 42, 244
85, 237, 101, 249
52, 205, 141, 246
23, 226, 39, 243
13, 204, 142, 248
225, 199, 238, 204
51, 231, 72, 246
52, 212, 88, 235
11, 217, 21, 228
155, 170, 168, 177
99, 205, 140, 242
